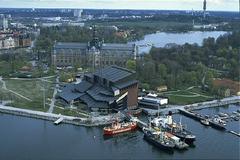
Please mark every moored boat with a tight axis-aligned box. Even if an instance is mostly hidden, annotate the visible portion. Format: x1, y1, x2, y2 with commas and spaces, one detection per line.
151, 113, 196, 144
142, 127, 175, 152
200, 119, 210, 126
103, 121, 137, 135
209, 118, 226, 130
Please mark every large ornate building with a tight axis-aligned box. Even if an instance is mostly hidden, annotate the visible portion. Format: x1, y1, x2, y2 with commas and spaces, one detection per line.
52, 28, 137, 69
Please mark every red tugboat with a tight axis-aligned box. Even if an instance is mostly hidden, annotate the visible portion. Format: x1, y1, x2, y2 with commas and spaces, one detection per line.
103, 121, 137, 135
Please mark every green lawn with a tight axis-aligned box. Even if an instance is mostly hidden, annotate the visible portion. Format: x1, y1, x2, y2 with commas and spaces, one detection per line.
0, 78, 55, 112
162, 88, 214, 105
166, 95, 211, 105
53, 107, 89, 118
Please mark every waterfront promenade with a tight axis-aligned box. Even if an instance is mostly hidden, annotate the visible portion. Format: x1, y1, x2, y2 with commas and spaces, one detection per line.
142, 96, 240, 115
0, 104, 123, 126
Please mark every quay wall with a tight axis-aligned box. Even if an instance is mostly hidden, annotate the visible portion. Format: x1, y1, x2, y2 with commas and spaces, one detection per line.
0, 105, 113, 127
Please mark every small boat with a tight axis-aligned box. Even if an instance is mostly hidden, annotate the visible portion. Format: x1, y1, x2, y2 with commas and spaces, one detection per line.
200, 119, 210, 126
103, 121, 137, 136
232, 111, 238, 115
218, 112, 228, 117
233, 116, 239, 121
142, 127, 175, 152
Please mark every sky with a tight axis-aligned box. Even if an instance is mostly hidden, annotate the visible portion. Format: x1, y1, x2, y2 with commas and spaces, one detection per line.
0, 0, 239, 11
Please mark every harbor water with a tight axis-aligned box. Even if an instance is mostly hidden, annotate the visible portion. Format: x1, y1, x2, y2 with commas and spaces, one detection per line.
0, 104, 239, 160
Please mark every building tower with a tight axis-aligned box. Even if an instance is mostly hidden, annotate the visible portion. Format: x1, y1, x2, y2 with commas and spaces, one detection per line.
73, 9, 83, 20
203, 0, 207, 19
88, 25, 102, 71
1, 15, 8, 31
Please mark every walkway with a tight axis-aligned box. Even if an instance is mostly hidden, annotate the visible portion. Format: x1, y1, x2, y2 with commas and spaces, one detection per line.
142, 96, 240, 115
47, 76, 59, 113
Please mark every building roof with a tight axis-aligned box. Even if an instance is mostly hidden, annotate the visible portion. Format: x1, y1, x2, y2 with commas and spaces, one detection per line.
54, 42, 134, 52
59, 84, 84, 102
94, 65, 135, 83
80, 94, 109, 109
101, 43, 134, 51
54, 42, 87, 49
114, 80, 138, 90
86, 85, 116, 102
74, 80, 92, 93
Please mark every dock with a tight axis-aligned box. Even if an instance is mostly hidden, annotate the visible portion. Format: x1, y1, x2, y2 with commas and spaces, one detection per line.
120, 110, 148, 129
54, 116, 64, 125
178, 109, 226, 130
142, 96, 240, 116
229, 131, 240, 137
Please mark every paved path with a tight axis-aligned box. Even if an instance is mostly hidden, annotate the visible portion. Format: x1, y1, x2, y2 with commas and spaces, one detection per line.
0, 76, 6, 90
47, 76, 59, 113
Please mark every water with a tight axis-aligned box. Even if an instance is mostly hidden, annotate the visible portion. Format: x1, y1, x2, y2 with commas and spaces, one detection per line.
0, 104, 239, 160
129, 31, 228, 54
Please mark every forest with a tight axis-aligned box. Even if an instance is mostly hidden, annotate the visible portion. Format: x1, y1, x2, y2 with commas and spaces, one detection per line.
135, 31, 240, 93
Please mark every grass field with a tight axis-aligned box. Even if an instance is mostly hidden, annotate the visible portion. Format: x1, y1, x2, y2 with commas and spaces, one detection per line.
165, 95, 211, 105
0, 78, 55, 112
53, 107, 89, 118
162, 88, 214, 105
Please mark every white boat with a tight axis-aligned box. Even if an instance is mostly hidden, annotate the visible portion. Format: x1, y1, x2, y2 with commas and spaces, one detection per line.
200, 119, 210, 126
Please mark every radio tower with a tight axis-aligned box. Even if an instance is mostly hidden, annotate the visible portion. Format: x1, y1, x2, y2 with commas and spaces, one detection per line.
203, 0, 207, 19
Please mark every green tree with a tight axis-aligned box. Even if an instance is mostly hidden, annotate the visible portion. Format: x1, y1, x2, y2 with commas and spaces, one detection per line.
126, 60, 136, 71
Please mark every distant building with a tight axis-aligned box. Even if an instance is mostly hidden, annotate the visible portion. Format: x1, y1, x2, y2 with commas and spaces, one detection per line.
52, 27, 137, 69
0, 14, 8, 30
0, 37, 15, 49
19, 34, 31, 47
3, 17, 8, 31
0, 33, 31, 50
203, 0, 207, 19
74, 9, 83, 18
157, 85, 168, 92
58, 65, 138, 112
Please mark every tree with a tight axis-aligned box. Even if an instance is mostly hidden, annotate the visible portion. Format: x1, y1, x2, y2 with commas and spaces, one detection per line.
126, 60, 136, 71
158, 63, 167, 79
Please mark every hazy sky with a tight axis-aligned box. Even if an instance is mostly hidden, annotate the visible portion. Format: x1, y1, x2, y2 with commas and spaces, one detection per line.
0, 0, 238, 11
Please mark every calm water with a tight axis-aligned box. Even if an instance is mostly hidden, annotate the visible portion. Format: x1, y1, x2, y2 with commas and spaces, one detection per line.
0, 104, 239, 160
129, 31, 228, 54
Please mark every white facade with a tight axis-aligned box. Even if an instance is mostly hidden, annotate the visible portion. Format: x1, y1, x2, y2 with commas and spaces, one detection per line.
3, 17, 8, 30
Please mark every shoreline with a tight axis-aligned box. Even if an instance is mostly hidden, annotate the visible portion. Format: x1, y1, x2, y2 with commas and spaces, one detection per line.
0, 104, 120, 127
0, 96, 239, 126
